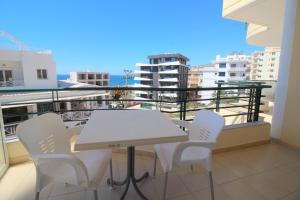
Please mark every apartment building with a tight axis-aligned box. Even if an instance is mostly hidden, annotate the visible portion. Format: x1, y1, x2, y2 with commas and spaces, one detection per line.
69, 71, 109, 86
250, 47, 281, 80
0, 48, 108, 135
134, 53, 189, 101
188, 67, 203, 88
213, 53, 251, 82
0, 49, 57, 89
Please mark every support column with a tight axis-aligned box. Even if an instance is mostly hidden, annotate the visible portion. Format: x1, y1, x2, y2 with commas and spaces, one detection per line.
271, 0, 300, 148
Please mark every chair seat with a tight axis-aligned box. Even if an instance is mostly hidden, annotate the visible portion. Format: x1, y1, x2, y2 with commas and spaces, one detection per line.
75, 149, 112, 188
154, 143, 211, 172
39, 149, 111, 188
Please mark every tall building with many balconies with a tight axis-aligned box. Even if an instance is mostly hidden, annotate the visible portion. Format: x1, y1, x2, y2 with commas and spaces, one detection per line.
250, 47, 281, 81
134, 53, 189, 101
69, 71, 109, 86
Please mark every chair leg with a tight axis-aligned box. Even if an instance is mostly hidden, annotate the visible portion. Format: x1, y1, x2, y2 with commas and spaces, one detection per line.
190, 164, 194, 171
93, 189, 98, 200
35, 192, 40, 200
162, 172, 168, 200
153, 152, 157, 177
109, 159, 114, 189
209, 171, 215, 200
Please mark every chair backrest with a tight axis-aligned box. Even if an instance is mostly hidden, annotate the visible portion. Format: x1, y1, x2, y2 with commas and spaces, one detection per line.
189, 109, 225, 143
16, 113, 70, 156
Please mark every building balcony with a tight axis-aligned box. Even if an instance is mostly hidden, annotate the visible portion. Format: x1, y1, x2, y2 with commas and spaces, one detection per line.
159, 85, 177, 88
2, 86, 300, 200
159, 92, 178, 98
159, 69, 179, 74
133, 83, 151, 88
159, 78, 178, 82
134, 77, 152, 81
228, 67, 249, 72
222, 0, 285, 46
0, 80, 25, 88
134, 70, 152, 74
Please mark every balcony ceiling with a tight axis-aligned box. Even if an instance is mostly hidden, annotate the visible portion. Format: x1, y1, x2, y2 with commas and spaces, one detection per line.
223, 0, 285, 46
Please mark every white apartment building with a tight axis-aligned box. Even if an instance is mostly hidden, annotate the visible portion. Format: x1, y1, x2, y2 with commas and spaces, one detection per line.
0, 48, 109, 136
213, 53, 251, 82
134, 53, 189, 102
0, 49, 57, 89
70, 71, 109, 86
250, 47, 281, 81
195, 54, 250, 102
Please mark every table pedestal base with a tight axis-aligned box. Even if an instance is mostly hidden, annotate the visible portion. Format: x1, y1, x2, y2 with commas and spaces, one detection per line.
107, 146, 149, 200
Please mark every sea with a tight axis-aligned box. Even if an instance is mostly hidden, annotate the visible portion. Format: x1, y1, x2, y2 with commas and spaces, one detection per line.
57, 74, 137, 86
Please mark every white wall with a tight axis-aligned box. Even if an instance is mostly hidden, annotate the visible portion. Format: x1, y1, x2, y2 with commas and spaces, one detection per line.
21, 51, 57, 89
0, 49, 57, 89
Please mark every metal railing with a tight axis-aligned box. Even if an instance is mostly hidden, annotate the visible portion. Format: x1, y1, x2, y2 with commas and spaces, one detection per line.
0, 80, 24, 87
0, 83, 271, 138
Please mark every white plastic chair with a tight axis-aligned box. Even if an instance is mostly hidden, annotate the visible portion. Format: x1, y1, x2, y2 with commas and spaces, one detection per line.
16, 113, 112, 200
153, 110, 225, 200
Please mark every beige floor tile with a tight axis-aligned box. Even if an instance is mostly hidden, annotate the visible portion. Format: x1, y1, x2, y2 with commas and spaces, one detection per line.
179, 171, 211, 192
211, 161, 239, 184
0, 162, 34, 200
1, 144, 299, 200
152, 173, 189, 199
49, 183, 86, 197
171, 193, 196, 200
242, 172, 290, 200
281, 190, 300, 200
193, 186, 232, 200
220, 179, 266, 200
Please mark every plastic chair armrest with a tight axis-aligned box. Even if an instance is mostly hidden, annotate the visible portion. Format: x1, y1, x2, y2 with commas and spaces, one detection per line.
32, 153, 89, 185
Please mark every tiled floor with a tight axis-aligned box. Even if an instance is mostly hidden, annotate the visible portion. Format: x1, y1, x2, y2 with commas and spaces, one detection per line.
0, 143, 300, 200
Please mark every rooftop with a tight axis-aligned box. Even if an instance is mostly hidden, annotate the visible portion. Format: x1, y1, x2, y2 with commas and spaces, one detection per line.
147, 53, 190, 61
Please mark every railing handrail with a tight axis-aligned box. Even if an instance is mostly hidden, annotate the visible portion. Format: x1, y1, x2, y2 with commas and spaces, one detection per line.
0, 84, 272, 93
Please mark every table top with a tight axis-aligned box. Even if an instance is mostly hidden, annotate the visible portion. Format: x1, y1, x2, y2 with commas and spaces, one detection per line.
74, 110, 188, 150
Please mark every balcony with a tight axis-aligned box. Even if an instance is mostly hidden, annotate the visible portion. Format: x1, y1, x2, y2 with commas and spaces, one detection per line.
133, 83, 151, 88
134, 77, 152, 81
227, 67, 248, 72
159, 69, 179, 74
0, 80, 25, 88
134, 70, 152, 74
2, 85, 300, 200
222, 0, 285, 46
159, 78, 178, 82
1, 141, 300, 200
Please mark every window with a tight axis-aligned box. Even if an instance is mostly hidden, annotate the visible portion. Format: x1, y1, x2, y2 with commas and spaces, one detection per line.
219, 63, 226, 68
271, 64, 275, 67
230, 73, 236, 77
37, 69, 48, 79
230, 64, 237, 68
0, 70, 13, 82
272, 52, 276, 55
218, 72, 225, 77
0, 71, 3, 82
88, 74, 94, 79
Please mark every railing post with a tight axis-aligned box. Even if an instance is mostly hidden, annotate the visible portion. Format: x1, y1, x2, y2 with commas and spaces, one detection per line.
247, 89, 254, 122
253, 88, 262, 121
215, 83, 221, 112
183, 90, 187, 121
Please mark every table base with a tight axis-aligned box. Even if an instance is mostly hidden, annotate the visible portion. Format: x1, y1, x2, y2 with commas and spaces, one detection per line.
107, 146, 149, 200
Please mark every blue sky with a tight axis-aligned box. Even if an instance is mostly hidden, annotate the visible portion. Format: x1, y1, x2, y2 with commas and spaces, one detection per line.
1, 0, 262, 75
